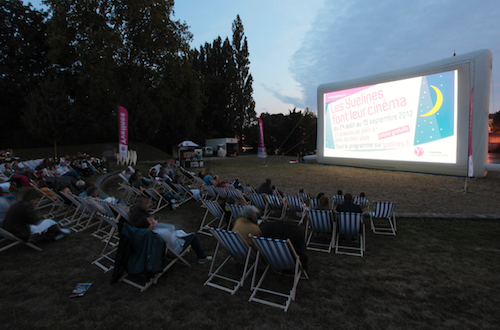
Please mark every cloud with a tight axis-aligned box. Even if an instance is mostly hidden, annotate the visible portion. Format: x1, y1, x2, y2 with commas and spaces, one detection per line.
290, 0, 500, 112
261, 83, 307, 109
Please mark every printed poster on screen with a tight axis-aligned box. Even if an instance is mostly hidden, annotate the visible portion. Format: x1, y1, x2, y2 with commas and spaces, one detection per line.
323, 71, 458, 163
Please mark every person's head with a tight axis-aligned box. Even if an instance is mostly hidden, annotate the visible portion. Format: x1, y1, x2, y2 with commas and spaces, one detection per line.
316, 192, 325, 199
86, 186, 99, 197
22, 188, 41, 203
129, 172, 138, 183
60, 186, 71, 194
265, 178, 271, 185
344, 193, 353, 203
240, 206, 259, 223
337, 189, 343, 196
360, 192, 366, 197
76, 180, 86, 190
319, 195, 330, 207
135, 215, 156, 230
136, 197, 151, 210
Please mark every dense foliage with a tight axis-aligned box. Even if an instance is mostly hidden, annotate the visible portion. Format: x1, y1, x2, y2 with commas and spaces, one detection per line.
1, 1, 316, 156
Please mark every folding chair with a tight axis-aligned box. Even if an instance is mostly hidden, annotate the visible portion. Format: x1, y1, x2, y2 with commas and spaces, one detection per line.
306, 209, 336, 253
249, 236, 309, 312
144, 188, 170, 214
156, 181, 189, 206
354, 196, 370, 211
227, 204, 246, 229
309, 198, 320, 209
198, 199, 225, 236
0, 227, 43, 252
214, 186, 229, 201
91, 215, 119, 272
70, 195, 100, 232
204, 228, 255, 295
113, 222, 190, 292
297, 191, 310, 207
332, 194, 344, 207
284, 195, 307, 225
335, 212, 365, 257
370, 201, 396, 235
263, 194, 286, 220
171, 183, 197, 203
226, 185, 247, 203
249, 193, 269, 219
242, 185, 255, 196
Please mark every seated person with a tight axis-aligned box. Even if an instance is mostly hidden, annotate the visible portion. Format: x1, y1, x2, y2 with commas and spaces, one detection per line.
336, 193, 363, 213
232, 206, 261, 247
314, 195, 331, 210
256, 179, 273, 195
1, 188, 70, 241
203, 172, 217, 186
134, 215, 212, 264
129, 172, 146, 190
260, 218, 308, 270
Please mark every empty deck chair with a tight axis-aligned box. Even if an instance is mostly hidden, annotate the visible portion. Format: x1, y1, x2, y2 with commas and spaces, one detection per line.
370, 201, 396, 235
335, 212, 365, 257
91, 215, 119, 272
70, 195, 99, 232
332, 194, 344, 208
353, 196, 369, 211
144, 188, 170, 214
306, 209, 336, 253
204, 228, 255, 295
198, 199, 225, 236
249, 236, 309, 312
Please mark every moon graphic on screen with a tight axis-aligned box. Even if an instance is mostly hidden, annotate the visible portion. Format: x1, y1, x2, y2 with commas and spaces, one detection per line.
420, 85, 443, 117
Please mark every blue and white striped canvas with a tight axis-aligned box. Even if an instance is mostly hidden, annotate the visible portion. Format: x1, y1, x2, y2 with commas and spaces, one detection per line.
211, 228, 249, 260
308, 210, 333, 233
253, 236, 295, 270
337, 212, 362, 236
373, 202, 394, 219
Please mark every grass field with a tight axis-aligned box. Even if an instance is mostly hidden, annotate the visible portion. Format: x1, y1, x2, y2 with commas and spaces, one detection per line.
1, 146, 500, 329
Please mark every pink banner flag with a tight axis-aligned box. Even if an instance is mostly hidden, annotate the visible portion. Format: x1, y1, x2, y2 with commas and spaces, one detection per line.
257, 118, 267, 158
118, 106, 129, 159
467, 90, 474, 177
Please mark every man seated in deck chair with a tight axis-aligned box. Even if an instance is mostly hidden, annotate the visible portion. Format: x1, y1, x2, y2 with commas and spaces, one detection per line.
335, 193, 363, 213
134, 215, 212, 264
1, 188, 70, 241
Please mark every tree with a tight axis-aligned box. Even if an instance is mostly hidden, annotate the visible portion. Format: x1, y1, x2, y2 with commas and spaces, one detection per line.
0, 0, 49, 146
491, 111, 500, 133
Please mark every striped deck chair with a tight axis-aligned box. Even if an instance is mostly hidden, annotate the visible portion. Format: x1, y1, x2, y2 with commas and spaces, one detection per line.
306, 209, 336, 253
91, 214, 119, 272
226, 185, 247, 203
69, 195, 99, 232
0, 227, 43, 253
156, 181, 187, 205
204, 185, 218, 201
114, 222, 190, 291
249, 193, 269, 219
198, 199, 225, 236
354, 196, 370, 211
242, 185, 255, 196
331, 194, 344, 208
204, 228, 255, 295
60, 191, 89, 229
284, 195, 306, 225
227, 204, 246, 229
370, 201, 396, 235
336, 212, 365, 257
171, 183, 197, 203
249, 236, 309, 312
297, 191, 310, 207
119, 183, 140, 206
214, 186, 229, 201
263, 194, 286, 220
144, 188, 169, 214
309, 198, 320, 209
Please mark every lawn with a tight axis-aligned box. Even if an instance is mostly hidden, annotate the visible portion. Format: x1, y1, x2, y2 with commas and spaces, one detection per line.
1, 148, 499, 329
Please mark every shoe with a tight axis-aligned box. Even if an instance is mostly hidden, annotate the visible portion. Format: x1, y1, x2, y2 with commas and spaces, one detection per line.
198, 256, 213, 264
60, 228, 71, 234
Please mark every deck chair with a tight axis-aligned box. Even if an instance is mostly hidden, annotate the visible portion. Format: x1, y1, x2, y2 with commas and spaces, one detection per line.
226, 204, 246, 229
249, 236, 309, 312
297, 192, 310, 206
198, 199, 225, 236
263, 194, 286, 220
226, 185, 247, 203
309, 198, 320, 209
214, 186, 229, 201
91, 215, 119, 272
204, 185, 218, 201
335, 212, 365, 257
113, 222, 190, 291
332, 194, 344, 207
306, 209, 336, 253
171, 183, 197, 203
354, 196, 370, 211
156, 181, 189, 206
144, 188, 170, 214
249, 193, 269, 219
242, 185, 255, 196
204, 228, 255, 295
370, 201, 396, 235
69, 195, 100, 232
284, 195, 307, 225
60, 191, 90, 229
0, 227, 43, 252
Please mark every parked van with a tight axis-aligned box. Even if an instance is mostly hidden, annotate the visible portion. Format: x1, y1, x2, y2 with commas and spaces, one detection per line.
202, 146, 213, 157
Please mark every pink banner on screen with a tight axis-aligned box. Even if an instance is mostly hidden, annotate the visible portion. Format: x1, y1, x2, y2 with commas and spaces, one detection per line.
324, 86, 372, 102
377, 125, 410, 140
118, 105, 129, 159
257, 118, 267, 158
468, 90, 474, 177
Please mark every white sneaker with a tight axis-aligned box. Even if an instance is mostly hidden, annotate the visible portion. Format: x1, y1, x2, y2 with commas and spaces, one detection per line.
198, 256, 213, 264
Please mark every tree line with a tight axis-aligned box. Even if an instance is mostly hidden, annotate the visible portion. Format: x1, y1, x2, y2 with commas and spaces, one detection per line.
0, 0, 316, 156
